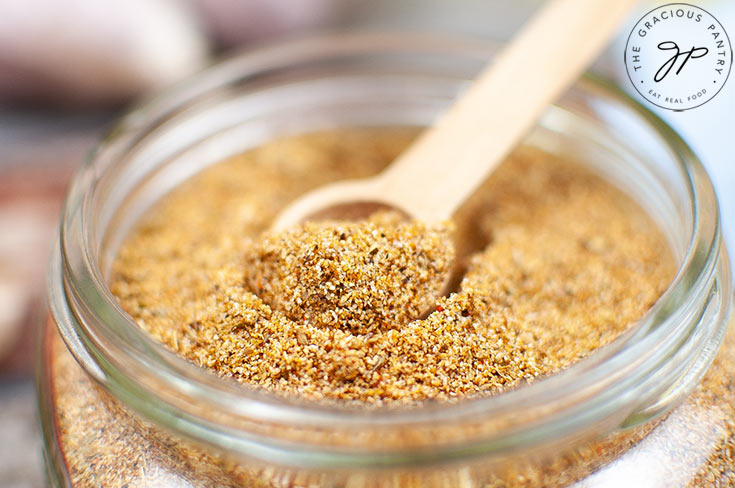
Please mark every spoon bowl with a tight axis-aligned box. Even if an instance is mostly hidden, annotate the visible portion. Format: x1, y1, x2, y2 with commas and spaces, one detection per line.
272, 177, 406, 231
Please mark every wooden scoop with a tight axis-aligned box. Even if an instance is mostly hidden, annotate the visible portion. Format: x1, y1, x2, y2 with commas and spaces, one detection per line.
272, 0, 639, 231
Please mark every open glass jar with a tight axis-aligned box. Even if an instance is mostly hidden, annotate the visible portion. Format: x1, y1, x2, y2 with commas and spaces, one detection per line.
40, 34, 733, 487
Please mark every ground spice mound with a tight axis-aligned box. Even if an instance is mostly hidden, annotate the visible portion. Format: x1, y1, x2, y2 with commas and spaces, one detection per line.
243, 212, 454, 334
110, 127, 675, 405
185, 272, 537, 402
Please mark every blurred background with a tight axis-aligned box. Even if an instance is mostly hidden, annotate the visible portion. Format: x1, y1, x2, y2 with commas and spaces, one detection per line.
0, 1, 732, 486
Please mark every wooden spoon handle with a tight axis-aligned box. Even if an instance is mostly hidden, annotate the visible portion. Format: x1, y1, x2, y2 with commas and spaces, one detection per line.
378, 0, 639, 222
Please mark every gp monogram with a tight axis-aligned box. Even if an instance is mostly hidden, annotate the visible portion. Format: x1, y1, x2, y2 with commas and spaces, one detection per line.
625, 3, 732, 111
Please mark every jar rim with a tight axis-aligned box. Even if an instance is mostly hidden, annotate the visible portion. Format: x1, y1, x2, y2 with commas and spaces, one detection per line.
48, 32, 732, 467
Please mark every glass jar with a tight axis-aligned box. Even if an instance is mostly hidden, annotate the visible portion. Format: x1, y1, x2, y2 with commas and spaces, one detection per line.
40, 33, 733, 487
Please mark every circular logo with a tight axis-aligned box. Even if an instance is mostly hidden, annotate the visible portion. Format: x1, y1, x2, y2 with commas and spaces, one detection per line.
624, 3, 732, 111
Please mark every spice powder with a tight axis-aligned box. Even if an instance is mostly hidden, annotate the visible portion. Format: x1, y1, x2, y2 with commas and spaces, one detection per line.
46, 127, 734, 486
109, 127, 673, 405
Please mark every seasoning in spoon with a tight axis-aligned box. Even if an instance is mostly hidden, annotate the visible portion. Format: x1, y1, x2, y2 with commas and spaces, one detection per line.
243, 211, 454, 334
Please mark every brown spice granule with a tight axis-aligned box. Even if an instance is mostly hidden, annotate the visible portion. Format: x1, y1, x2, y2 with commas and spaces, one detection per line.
109, 127, 674, 405
243, 211, 454, 334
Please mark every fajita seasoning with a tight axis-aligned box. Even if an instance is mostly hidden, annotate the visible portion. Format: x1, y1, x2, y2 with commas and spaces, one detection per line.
108, 128, 673, 405
46, 128, 735, 486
